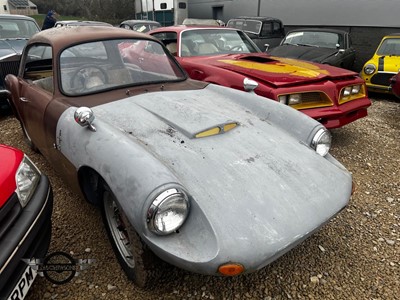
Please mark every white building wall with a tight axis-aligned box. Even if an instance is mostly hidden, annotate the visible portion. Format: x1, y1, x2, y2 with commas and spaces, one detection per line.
0, 0, 10, 14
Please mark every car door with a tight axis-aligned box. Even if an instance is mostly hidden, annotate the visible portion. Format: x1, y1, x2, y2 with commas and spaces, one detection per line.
18, 44, 54, 151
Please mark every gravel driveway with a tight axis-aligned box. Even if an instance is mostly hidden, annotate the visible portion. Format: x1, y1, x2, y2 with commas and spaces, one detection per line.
1, 95, 398, 300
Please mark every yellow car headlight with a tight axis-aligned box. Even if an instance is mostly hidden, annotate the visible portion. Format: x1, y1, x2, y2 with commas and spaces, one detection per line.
363, 64, 376, 75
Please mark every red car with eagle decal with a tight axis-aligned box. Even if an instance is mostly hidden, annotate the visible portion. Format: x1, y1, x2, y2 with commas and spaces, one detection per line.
144, 26, 371, 129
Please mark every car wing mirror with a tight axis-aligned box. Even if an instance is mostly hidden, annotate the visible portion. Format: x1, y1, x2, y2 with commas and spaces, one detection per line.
243, 78, 258, 93
264, 43, 270, 52
74, 107, 96, 132
335, 49, 345, 56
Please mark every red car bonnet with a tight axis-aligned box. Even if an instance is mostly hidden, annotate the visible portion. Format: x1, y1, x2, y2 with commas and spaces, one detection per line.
194, 53, 358, 87
0, 145, 24, 208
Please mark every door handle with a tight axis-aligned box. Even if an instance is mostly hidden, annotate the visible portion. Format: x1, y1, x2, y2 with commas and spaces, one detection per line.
20, 97, 29, 103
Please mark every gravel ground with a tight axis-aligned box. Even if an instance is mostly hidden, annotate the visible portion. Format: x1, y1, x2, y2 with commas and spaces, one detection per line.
1, 95, 399, 300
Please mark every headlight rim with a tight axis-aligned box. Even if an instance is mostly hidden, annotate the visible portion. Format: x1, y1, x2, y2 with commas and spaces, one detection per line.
363, 63, 376, 75
311, 128, 331, 157
146, 187, 190, 235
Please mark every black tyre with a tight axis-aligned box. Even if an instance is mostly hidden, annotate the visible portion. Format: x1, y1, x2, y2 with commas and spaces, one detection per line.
101, 183, 160, 289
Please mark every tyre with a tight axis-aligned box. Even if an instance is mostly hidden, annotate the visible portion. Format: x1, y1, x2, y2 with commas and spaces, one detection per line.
101, 183, 160, 289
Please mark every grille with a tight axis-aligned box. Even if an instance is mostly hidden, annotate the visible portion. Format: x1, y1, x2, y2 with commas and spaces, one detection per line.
0, 60, 20, 79
300, 92, 324, 103
0, 193, 22, 240
370, 72, 396, 87
0, 60, 19, 88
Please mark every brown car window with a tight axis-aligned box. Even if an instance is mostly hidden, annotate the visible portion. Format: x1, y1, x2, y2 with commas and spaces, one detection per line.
23, 44, 53, 85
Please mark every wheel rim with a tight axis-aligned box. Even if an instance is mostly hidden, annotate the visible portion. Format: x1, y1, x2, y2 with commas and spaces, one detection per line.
104, 192, 135, 268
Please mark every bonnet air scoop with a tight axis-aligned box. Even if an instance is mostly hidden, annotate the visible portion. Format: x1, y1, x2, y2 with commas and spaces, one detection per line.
237, 54, 276, 63
194, 122, 239, 138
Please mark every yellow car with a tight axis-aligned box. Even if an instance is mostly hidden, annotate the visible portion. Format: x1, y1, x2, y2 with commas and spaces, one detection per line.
361, 33, 400, 93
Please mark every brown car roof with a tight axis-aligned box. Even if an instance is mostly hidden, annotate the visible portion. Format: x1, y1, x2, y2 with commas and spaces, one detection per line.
28, 26, 157, 51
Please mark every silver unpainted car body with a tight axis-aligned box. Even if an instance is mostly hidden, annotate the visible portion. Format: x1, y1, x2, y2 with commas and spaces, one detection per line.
6, 27, 352, 281
56, 84, 351, 274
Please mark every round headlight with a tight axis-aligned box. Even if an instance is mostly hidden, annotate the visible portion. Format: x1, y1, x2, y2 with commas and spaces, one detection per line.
147, 188, 189, 235
363, 64, 376, 75
311, 128, 331, 157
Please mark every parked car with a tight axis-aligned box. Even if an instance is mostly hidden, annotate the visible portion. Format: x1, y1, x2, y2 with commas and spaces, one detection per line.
390, 72, 400, 98
0, 144, 53, 299
226, 16, 285, 49
360, 33, 400, 94
119, 19, 161, 33
148, 26, 371, 129
268, 28, 356, 70
0, 14, 40, 113
182, 18, 225, 26
6, 26, 353, 288
54, 20, 113, 28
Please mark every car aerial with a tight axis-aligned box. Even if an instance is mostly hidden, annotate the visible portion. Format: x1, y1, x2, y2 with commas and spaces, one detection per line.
119, 19, 161, 33
6, 26, 353, 288
0, 144, 53, 300
226, 16, 285, 49
54, 20, 113, 28
360, 33, 400, 94
0, 14, 40, 113
267, 28, 356, 70
148, 26, 371, 129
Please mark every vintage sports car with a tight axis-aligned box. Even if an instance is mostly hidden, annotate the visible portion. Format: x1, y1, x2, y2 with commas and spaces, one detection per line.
267, 28, 356, 70
6, 26, 352, 288
360, 33, 400, 94
0, 14, 40, 113
148, 26, 371, 129
0, 144, 53, 299
119, 19, 161, 33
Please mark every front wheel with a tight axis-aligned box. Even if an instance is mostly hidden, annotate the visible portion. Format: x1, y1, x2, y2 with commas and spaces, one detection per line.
101, 184, 160, 289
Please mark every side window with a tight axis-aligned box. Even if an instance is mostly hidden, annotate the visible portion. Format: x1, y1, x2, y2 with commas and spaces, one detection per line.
260, 22, 272, 37
24, 44, 53, 81
272, 22, 281, 33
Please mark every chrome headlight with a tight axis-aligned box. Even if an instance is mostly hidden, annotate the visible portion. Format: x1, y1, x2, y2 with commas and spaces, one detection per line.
147, 188, 190, 235
311, 128, 331, 157
16, 156, 41, 207
363, 64, 376, 75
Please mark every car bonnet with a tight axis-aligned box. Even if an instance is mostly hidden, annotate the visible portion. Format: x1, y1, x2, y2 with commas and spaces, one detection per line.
268, 44, 340, 62
196, 53, 356, 87
0, 39, 27, 58
90, 85, 351, 239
